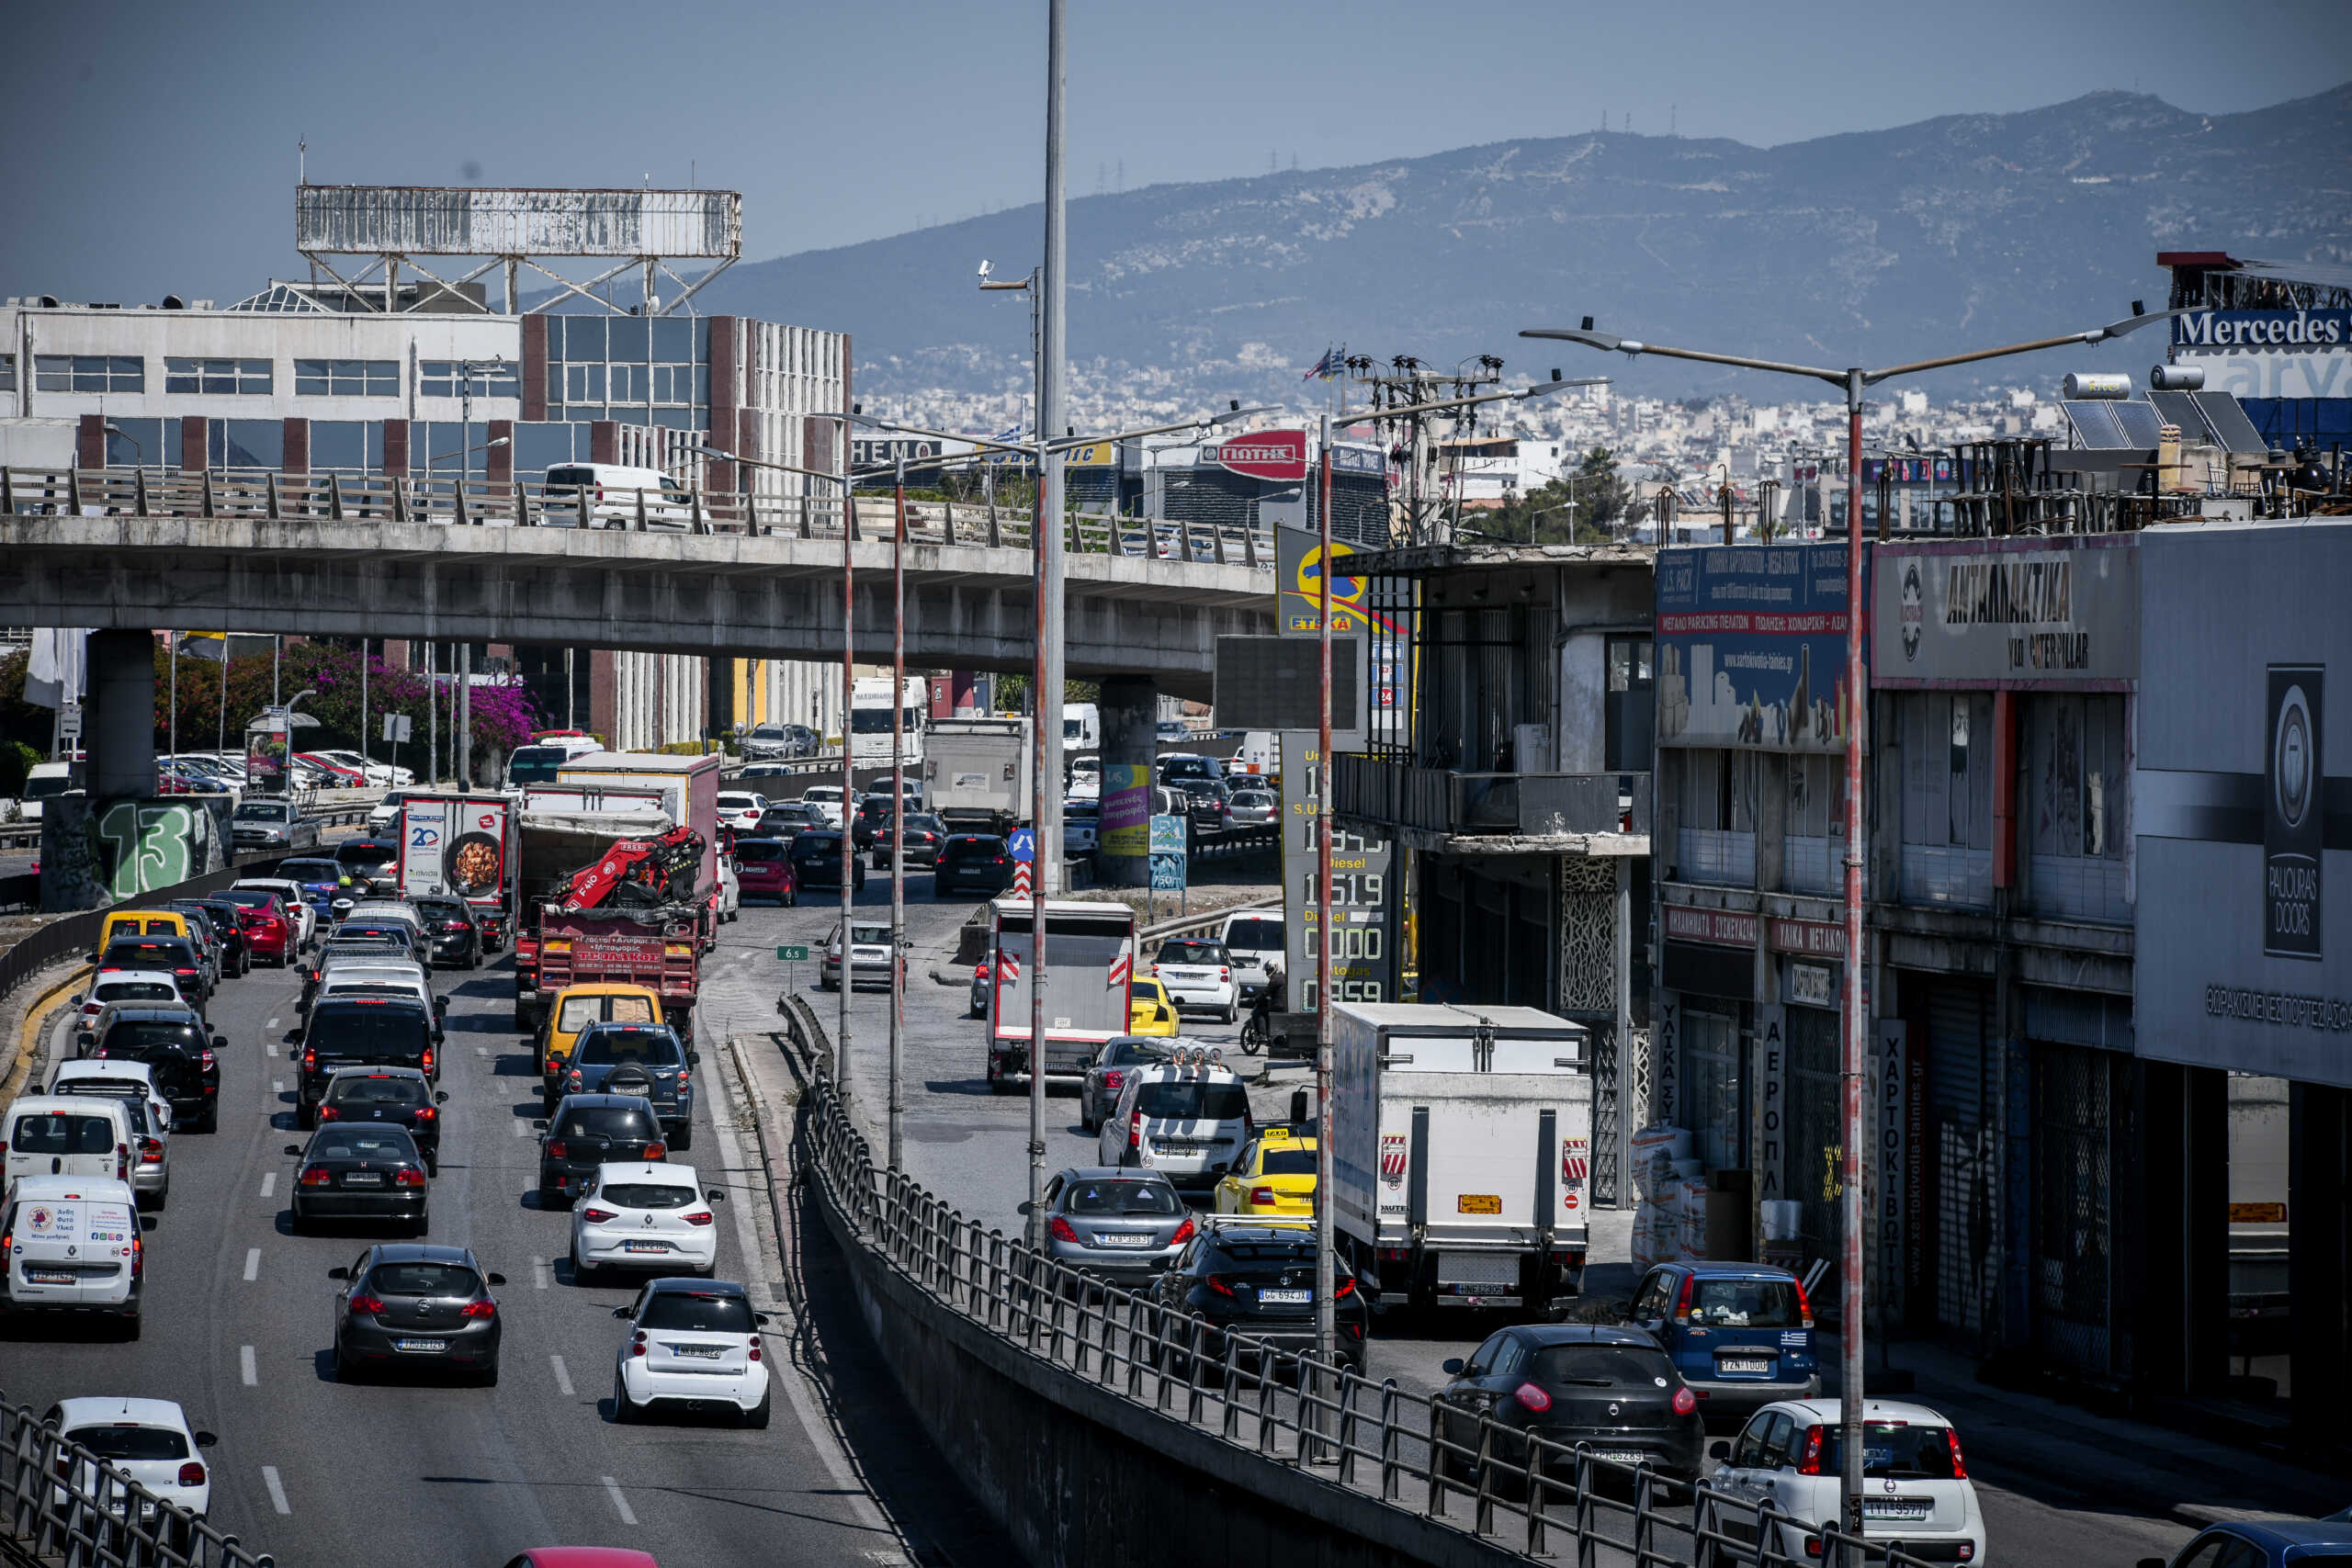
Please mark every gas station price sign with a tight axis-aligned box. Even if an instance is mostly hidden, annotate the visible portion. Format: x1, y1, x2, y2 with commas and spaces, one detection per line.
1280, 734, 1397, 1012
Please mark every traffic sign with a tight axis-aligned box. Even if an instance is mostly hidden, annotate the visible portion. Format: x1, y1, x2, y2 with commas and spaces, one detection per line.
1008, 828, 1035, 863
1148, 814, 1186, 854
775, 944, 810, 962
57, 705, 82, 741
382, 713, 413, 742
1150, 851, 1187, 892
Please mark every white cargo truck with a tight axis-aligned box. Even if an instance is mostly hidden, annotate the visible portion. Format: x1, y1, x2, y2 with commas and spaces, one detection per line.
1331, 1002, 1592, 1317
925, 716, 1033, 834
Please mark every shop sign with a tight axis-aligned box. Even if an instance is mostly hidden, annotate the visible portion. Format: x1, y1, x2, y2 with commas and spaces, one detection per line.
1662, 905, 1758, 947
1767, 916, 1845, 958
1785, 961, 1836, 1009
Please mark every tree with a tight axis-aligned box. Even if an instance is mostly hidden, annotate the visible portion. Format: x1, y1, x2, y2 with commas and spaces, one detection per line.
1486, 446, 1632, 545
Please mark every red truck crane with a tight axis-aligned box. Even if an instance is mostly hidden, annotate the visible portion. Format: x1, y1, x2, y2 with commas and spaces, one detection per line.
513, 821, 707, 1043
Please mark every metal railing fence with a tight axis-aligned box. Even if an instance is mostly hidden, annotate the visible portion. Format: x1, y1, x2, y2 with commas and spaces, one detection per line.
0, 1394, 274, 1568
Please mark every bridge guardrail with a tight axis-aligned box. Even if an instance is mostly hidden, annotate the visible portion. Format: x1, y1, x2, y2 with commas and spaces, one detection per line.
0, 1393, 275, 1568
780, 997, 1951, 1568
1, 466, 1275, 570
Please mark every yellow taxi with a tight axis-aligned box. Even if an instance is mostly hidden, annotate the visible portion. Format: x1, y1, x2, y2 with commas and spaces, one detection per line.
1126, 976, 1179, 1037
1212, 1126, 1318, 1215
537, 983, 664, 1111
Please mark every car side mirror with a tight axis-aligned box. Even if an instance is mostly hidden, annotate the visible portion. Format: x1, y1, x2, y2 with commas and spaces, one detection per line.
68, 995, 82, 1007
434, 997, 448, 1013
436, 1091, 449, 1104
532, 1118, 548, 1130
284, 1144, 302, 1156
212, 1035, 229, 1051
1440, 1358, 1464, 1375
611, 1305, 633, 1319
1710, 1440, 1731, 1460
194, 1431, 219, 1449
754, 1312, 772, 1326
486, 1272, 507, 1287
706, 1189, 726, 1203
328, 1267, 349, 1280
1016, 1200, 1035, 1216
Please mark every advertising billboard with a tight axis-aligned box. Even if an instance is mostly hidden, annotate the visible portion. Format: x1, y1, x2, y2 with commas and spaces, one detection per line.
1204, 428, 1306, 482
2134, 522, 2352, 1085
1871, 535, 2139, 688
1655, 543, 1860, 753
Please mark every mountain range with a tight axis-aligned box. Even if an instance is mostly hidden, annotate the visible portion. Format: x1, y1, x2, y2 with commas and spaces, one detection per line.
695, 82, 2352, 411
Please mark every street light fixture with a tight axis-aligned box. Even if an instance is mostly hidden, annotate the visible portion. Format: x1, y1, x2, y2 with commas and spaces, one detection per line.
1521, 303, 2177, 1542
427, 435, 511, 466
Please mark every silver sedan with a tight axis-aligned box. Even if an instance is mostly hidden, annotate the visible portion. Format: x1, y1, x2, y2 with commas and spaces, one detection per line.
1029, 1168, 1193, 1284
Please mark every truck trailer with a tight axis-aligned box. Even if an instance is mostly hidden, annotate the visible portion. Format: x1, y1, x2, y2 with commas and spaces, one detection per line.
985, 897, 1136, 1092
925, 716, 1032, 834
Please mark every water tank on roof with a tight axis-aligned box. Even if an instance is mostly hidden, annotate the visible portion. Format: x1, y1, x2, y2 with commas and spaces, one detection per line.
2063, 373, 2132, 400
2149, 365, 2205, 391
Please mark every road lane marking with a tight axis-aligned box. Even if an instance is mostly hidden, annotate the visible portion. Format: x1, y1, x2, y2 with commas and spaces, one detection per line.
259, 1172, 276, 1199
240, 1346, 257, 1385
532, 1257, 550, 1290
476, 1046, 491, 1057
600, 1477, 637, 1526
549, 1355, 574, 1396
243, 1247, 260, 1281
271, 1080, 285, 1094
266, 1018, 279, 1031
261, 1466, 290, 1515
513, 1118, 530, 1137
265, 1043, 277, 1058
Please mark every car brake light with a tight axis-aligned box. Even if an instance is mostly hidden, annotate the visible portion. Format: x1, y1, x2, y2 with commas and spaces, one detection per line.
1512, 1382, 1552, 1413
1127, 1111, 1144, 1151
1220, 967, 1229, 982
140, 1137, 164, 1161
582, 1207, 617, 1224
1169, 1215, 1195, 1246
1793, 1273, 1815, 1328
1673, 1271, 1694, 1322
1672, 1385, 1698, 1416
302, 1048, 317, 1072
629, 1329, 646, 1357
318, 1106, 340, 1122
200, 1049, 216, 1070
394, 1167, 426, 1188
684, 1210, 715, 1226
1944, 1427, 1967, 1478
129, 1234, 142, 1280
461, 1300, 497, 1319
1205, 1274, 1237, 1297
117, 1144, 130, 1179
1049, 1216, 1080, 1244
676, 1068, 689, 1089
350, 1293, 386, 1314
547, 1057, 562, 1076
300, 1165, 333, 1187
642, 1142, 667, 1160
1795, 1424, 1824, 1475
1250, 1186, 1277, 1206
545, 1140, 567, 1158
421, 1047, 435, 1074
1334, 1275, 1354, 1298
415, 1107, 436, 1121
177, 1461, 206, 1487
749, 1333, 762, 1362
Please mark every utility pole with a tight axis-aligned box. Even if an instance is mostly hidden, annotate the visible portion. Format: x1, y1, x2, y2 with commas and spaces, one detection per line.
889, 457, 909, 1172
458, 640, 470, 790
840, 421, 855, 1112
358, 637, 368, 775
1314, 413, 1337, 1375
427, 642, 437, 786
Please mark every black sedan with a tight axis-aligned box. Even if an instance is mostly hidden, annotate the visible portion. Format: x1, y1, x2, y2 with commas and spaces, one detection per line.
286, 1124, 431, 1234
318, 1066, 448, 1171
535, 1092, 667, 1206
752, 801, 828, 839
1170, 777, 1234, 836
933, 834, 1014, 897
1435, 1325, 1705, 1495
329, 1244, 504, 1384
412, 897, 482, 969
89, 1007, 224, 1132
870, 811, 947, 871
1148, 1224, 1368, 1377
788, 829, 868, 891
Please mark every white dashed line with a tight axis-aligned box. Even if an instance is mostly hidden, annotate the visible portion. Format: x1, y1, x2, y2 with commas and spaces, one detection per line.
266, 1018, 279, 1031
532, 1257, 551, 1290
240, 1345, 257, 1384
600, 1476, 636, 1526
271, 1079, 285, 1094
265, 1043, 277, 1058
258, 1172, 276, 1199
243, 1248, 260, 1282
512, 1119, 529, 1137
261, 1466, 291, 1515
476, 1046, 491, 1057
549, 1355, 574, 1397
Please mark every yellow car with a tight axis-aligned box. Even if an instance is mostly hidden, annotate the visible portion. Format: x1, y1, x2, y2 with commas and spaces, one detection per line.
1127, 976, 1179, 1037
1213, 1129, 1318, 1215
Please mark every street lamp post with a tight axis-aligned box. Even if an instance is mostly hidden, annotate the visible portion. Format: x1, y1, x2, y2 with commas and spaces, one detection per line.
889, 456, 909, 1173
1521, 303, 2177, 1542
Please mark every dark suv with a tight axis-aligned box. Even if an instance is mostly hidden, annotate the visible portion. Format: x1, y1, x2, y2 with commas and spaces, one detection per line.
533, 1093, 668, 1205
933, 834, 1013, 897
559, 1023, 696, 1150
298, 998, 435, 1128
317, 1066, 448, 1170
1170, 777, 1233, 837
788, 829, 867, 891
90, 1007, 224, 1132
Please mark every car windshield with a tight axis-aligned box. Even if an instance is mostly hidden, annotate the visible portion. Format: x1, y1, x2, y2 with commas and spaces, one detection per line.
639, 1292, 754, 1333
1259, 1147, 1317, 1176
235, 802, 292, 821
337, 842, 398, 868
9, 1112, 115, 1152
310, 1129, 414, 1160
505, 747, 568, 784
791, 835, 842, 859
1815, 1422, 1962, 1480
329, 1076, 426, 1106
308, 1006, 429, 1055
559, 1107, 655, 1141
1108, 1041, 1168, 1066
1686, 1278, 1804, 1328
100, 943, 188, 970
94, 982, 177, 1003
848, 925, 890, 946
944, 838, 1003, 857
23, 773, 75, 799
220, 890, 279, 910
1063, 1179, 1181, 1216
99, 1022, 204, 1054
415, 901, 467, 921
1529, 1345, 1679, 1386
1213, 1243, 1317, 1268
1136, 1081, 1249, 1121
557, 995, 656, 1032
578, 1031, 681, 1066
1159, 940, 1227, 965
736, 840, 785, 863
66, 1426, 188, 1461
602, 1183, 696, 1210
368, 1263, 481, 1297
279, 861, 344, 881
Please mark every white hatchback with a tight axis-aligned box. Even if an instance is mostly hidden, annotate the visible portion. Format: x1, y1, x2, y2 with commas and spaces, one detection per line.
716, 793, 769, 834
72, 971, 194, 1049
45, 1396, 214, 1533
1096, 1051, 1254, 1192
1707, 1398, 1984, 1565
1150, 937, 1239, 1023
611, 1277, 772, 1427
570, 1162, 725, 1282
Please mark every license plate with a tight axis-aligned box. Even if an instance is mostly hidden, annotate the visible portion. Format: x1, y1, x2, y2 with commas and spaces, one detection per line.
668, 1344, 723, 1359
623, 1240, 669, 1253
394, 1337, 447, 1352
1456, 1193, 1501, 1214
1096, 1234, 1153, 1247
1259, 1288, 1311, 1303
1719, 1357, 1773, 1374
1864, 1499, 1930, 1519
342, 1171, 384, 1187
1591, 1450, 1645, 1464
27, 1269, 75, 1285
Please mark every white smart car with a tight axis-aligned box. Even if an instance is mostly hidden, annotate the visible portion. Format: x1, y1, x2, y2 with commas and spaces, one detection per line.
1149, 937, 1239, 1023
44, 1396, 215, 1536
570, 1161, 725, 1283
611, 1276, 772, 1427
716, 792, 769, 835
1706, 1398, 1984, 1565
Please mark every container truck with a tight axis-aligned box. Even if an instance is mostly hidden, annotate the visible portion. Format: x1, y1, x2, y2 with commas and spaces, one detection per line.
395, 793, 520, 951
1331, 1002, 1591, 1317
554, 751, 722, 905
850, 676, 929, 770
924, 716, 1032, 834
984, 897, 1135, 1092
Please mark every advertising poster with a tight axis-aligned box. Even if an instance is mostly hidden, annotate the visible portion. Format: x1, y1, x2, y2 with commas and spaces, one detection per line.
1655, 543, 1860, 752
1871, 534, 2138, 688
1100, 764, 1151, 859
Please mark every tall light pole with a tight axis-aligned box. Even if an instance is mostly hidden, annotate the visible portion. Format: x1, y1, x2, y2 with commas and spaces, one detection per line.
889, 455, 909, 1172
1522, 302, 2177, 1540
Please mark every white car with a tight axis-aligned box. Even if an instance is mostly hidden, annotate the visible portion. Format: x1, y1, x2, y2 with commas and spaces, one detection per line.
367, 792, 410, 835
1095, 1049, 1252, 1191
315, 749, 412, 788
716, 792, 769, 834
44, 1396, 213, 1531
1707, 1399, 1984, 1563
797, 784, 852, 828
611, 1277, 772, 1427
72, 970, 194, 1045
716, 855, 741, 923
570, 1161, 725, 1282
1218, 909, 1285, 998
232, 879, 318, 948
1, 1175, 141, 1332
1149, 936, 1239, 1023
52, 1058, 175, 1136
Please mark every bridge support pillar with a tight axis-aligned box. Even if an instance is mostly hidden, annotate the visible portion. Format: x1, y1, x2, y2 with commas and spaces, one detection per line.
87, 629, 157, 802
1094, 675, 1156, 887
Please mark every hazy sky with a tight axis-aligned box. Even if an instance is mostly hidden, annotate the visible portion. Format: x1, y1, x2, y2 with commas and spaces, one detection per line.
9, 0, 2347, 306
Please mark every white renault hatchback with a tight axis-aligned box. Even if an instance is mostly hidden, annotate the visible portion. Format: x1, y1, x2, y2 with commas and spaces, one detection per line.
44, 1396, 215, 1534
1706, 1398, 1984, 1565
611, 1276, 772, 1427
570, 1162, 724, 1283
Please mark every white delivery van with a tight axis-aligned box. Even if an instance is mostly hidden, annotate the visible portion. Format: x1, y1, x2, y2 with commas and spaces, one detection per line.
18, 761, 76, 823
1330, 1003, 1592, 1318
4, 1096, 134, 1187
543, 464, 695, 529
1, 1175, 142, 1332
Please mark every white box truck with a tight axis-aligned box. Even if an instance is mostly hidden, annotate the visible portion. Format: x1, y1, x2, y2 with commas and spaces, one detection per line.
925, 716, 1032, 834
1331, 1002, 1592, 1317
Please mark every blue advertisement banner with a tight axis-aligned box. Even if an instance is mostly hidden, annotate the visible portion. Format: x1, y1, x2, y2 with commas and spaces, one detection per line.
1656, 543, 1864, 752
